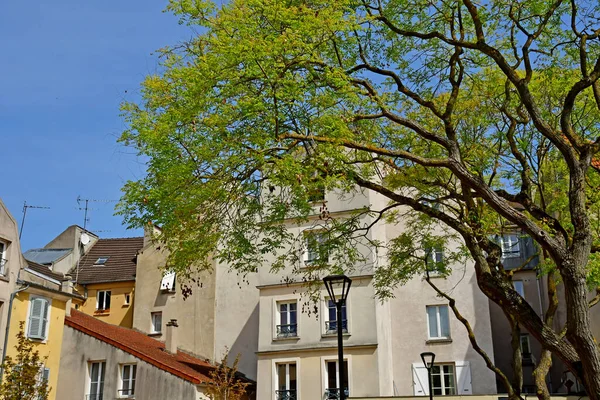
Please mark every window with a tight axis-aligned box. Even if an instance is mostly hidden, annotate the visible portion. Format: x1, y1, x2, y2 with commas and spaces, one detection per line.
119, 364, 136, 397
96, 291, 111, 311
325, 300, 347, 334
325, 360, 349, 399
88, 361, 105, 400
37, 366, 50, 393
513, 280, 525, 297
520, 334, 531, 355
425, 246, 444, 275
160, 272, 176, 292
124, 293, 131, 306
94, 257, 109, 265
151, 312, 162, 334
276, 363, 297, 400
28, 296, 50, 340
0, 241, 7, 275
500, 234, 520, 258
426, 305, 450, 340
304, 232, 328, 264
431, 364, 457, 395
277, 302, 298, 338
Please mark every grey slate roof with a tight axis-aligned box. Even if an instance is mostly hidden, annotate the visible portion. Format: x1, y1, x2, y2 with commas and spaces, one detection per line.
73, 237, 144, 284
23, 248, 72, 265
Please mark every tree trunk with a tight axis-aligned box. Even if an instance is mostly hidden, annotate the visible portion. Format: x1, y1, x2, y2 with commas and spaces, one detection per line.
533, 350, 552, 400
510, 319, 524, 396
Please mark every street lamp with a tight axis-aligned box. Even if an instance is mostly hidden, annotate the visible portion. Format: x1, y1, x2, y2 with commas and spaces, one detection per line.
323, 275, 352, 400
420, 352, 436, 400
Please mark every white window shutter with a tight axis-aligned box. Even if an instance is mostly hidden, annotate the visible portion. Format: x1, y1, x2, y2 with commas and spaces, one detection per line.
160, 272, 176, 291
40, 299, 50, 339
455, 361, 472, 394
28, 298, 45, 339
412, 363, 429, 396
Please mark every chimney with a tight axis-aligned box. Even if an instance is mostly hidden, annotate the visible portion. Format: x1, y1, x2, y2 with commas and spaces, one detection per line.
165, 319, 178, 354
62, 279, 73, 317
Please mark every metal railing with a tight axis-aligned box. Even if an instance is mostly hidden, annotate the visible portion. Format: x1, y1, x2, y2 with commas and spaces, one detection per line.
0, 258, 6, 276
275, 390, 297, 400
85, 394, 103, 400
325, 388, 349, 399
276, 324, 298, 338
325, 320, 348, 333
117, 388, 135, 398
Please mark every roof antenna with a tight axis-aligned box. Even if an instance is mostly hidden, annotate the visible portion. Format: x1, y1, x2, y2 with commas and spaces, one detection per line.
19, 201, 50, 240
77, 196, 116, 231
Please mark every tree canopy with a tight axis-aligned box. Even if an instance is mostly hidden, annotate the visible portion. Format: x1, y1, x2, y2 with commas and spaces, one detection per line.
118, 0, 600, 397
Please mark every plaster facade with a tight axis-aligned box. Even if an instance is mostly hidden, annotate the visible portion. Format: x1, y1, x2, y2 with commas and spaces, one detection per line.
77, 281, 136, 328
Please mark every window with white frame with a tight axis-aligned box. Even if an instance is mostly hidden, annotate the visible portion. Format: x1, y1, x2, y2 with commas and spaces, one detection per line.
0, 241, 7, 275
277, 301, 298, 338
325, 299, 347, 334
37, 365, 50, 398
160, 272, 176, 292
28, 296, 50, 340
276, 362, 297, 400
88, 361, 105, 400
425, 246, 444, 275
151, 312, 162, 334
325, 360, 349, 399
500, 234, 520, 258
513, 280, 524, 297
304, 231, 328, 264
124, 293, 131, 306
96, 291, 111, 311
426, 305, 450, 340
119, 364, 137, 397
431, 364, 457, 395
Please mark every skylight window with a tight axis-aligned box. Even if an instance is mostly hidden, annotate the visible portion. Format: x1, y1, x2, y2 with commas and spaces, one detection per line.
94, 257, 109, 265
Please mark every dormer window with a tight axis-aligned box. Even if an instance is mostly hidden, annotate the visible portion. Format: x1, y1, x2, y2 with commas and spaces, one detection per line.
94, 257, 109, 265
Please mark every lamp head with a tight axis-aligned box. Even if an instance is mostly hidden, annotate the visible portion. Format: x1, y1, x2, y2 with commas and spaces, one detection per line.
323, 274, 352, 304
420, 352, 436, 370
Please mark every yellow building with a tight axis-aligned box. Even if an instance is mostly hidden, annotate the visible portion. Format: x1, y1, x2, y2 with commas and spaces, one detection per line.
71, 237, 143, 328
4, 260, 84, 400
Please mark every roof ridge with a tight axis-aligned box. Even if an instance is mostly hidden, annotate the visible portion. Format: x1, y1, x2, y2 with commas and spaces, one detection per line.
98, 237, 144, 241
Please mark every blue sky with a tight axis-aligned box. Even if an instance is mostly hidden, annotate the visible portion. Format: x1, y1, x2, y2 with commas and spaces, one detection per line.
1, 1, 191, 251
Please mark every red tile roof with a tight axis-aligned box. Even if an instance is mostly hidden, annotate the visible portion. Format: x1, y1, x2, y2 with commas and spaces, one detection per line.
26, 260, 68, 282
65, 310, 214, 385
73, 237, 144, 284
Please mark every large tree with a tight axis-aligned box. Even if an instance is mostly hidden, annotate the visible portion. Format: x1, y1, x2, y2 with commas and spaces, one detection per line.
118, 0, 600, 396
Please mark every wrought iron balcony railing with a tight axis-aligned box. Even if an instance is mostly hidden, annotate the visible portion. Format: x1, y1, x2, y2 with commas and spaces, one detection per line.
325, 320, 348, 334
85, 394, 103, 400
275, 389, 297, 400
276, 324, 298, 338
117, 388, 135, 398
325, 388, 349, 399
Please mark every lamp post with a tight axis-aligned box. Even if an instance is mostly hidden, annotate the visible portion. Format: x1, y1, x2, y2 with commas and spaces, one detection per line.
323, 275, 352, 400
420, 352, 436, 400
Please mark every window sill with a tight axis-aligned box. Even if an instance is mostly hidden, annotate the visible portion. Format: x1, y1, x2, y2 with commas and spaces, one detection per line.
322, 332, 350, 338
0, 275, 9, 283
27, 337, 48, 344
94, 310, 110, 316
148, 332, 162, 337
273, 336, 300, 342
426, 338, 453, 344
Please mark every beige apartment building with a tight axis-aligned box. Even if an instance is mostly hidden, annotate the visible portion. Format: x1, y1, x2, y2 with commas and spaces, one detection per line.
255, 189, 497, 399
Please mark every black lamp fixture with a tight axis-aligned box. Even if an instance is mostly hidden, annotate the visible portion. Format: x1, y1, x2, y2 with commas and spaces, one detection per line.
420, 352, 436, 400
323, 274, 352, 400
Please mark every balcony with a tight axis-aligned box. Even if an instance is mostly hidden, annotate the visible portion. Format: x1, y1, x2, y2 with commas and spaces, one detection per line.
276, 324, 298, 338
325, 388, 349, 399
325, 320, 348, 334
275, 389, 297, 400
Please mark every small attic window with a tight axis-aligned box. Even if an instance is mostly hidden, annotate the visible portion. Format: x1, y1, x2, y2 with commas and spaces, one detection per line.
94, 257, 109, 265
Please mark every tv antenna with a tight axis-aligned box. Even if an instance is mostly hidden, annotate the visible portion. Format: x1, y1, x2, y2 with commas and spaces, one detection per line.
76, 196, 117, 230
19, 201, 50, 240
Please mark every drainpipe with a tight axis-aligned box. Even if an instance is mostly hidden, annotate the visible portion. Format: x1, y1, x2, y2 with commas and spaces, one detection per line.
0, 281, 29, 380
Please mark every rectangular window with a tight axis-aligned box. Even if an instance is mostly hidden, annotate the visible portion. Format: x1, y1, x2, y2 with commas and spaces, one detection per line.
325, 360, 349, 399
89, 361, 105, 400
28, 296, 50, 340
94, 257, 109, 265
276, 363, 297, 400
0, 241, 6, 275
151, 312, 162, 334
426, 305, 450, 340
431, 364, 456, 395
520, 334, 531, 355
277, 302, 298, 338
124, 293, 131, 306
425, 246, 444, 274
119, 364, 137, 397
500, 234, 520, 258
304, 232, 328, 264
96, 291, 111, 311
513, 280, 524, 297
325, 300, 347, 334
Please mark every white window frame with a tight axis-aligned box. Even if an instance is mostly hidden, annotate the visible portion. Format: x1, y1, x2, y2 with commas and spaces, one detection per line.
119, 363, 137, 398
426, 305, 451, 340
430, 363, 457, 395
321, 355, 352, 399
500, 234, 520, 258
0, 240, 7, 275
272, 357, 300, 400
425, 246, 444, 276
513, 280, 525, 297
276, 301, 298, 338
322, 295, 349, 336
124, 293, 131, 306
87, 360, 106, 400
26, 295, 51, 341
303, 231, 328, 265
151, 311, 162, 334
96, 290, 111, 311
94, 257, 109, 265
